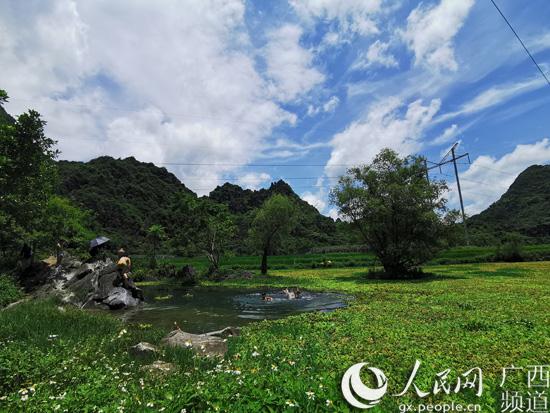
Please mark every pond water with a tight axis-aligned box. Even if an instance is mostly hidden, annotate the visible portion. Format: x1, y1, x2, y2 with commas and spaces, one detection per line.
117, 285, 351, 333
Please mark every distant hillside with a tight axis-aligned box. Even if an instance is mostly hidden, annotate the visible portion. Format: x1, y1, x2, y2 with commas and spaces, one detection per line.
57, 157, 352, 254
209, 181, 350, 253
58, 157, 195, 250
0, 105, 15, 125
469, 165, 550, 241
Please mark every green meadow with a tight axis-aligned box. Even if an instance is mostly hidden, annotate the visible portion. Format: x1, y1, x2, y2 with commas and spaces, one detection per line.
134, 243, 550, 273
1, 261, 548, 412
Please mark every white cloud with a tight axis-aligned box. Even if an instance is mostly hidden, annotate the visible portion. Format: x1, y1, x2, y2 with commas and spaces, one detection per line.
325, 97, 441, 176
0, 0, 299, 195
327, 208, 341, 220
307, 95, 340, 116
401, 0, 475, 71
432, 124, 458, 145
236, 172, 271, 190
264, 24, 325, 102
448, 139, 550, 215
353, 40, 398, 69
290, 0, 382, 40
436, 76, 546, 123
302, 191, 327, 212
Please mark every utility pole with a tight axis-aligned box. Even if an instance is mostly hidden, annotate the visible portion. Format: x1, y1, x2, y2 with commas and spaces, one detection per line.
423, 158, 430, 183
425, 142, 470, 244
450, 143, 469, 244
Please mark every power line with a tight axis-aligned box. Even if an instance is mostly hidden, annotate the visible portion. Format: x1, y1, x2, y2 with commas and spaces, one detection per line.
158, 162, 351, 167
489, 0, 550, 87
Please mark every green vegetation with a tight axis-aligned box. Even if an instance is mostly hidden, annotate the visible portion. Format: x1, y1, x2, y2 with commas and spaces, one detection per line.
468, 164, 550, 243
57, 159, 356, 256
131, 243, 550, 278
331, 149, 457, 277
0, 90, 93, 264
249, 194, 297, 275
0, 274, 23, 308
1, 261, 548, 411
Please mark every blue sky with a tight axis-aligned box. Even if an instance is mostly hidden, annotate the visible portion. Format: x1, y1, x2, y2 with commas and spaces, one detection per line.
1, 0, 549, 217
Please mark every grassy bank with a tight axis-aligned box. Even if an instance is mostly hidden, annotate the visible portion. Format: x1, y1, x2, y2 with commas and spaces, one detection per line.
1, 261, 549, 411
134, 244, 550, 273
0, 274, 23, 308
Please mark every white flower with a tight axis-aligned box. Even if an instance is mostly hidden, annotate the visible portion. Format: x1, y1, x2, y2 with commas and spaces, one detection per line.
117, 329, 127, 338
21, 394, 29, 401
271, 364, 278, 371
48, 334, 59, 340
146, 402, 154, 407
285, 400, 297, 407
326, 399, 333, 406
306, 391, 315, 400
252, 351, 260, 357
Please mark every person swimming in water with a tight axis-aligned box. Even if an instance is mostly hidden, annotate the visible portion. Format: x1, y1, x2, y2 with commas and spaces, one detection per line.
282, 288, 296, 300
261, 292, 273, 302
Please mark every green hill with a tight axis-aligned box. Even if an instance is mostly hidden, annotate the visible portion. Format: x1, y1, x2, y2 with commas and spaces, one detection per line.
58, 157, 196, 250
57, 157, 351, 254
209, 181, 351, 253
469, 165, 550, 241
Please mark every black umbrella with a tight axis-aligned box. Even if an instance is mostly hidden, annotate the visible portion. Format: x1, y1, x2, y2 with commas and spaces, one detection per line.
89, 236, 110, 250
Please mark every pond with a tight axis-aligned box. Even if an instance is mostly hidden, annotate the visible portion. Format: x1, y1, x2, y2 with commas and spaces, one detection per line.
117, 285, 351, 333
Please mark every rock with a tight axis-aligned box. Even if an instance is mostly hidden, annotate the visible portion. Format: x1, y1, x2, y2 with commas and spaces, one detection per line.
206, 326, 241, 339
140, 360, 176, 376
161, 329, 228, 357
22, 255, 144, 310
103, 287, 141, 310
129, 342, 158, 358
74, 265, 93, 280
175, 265, 198, 286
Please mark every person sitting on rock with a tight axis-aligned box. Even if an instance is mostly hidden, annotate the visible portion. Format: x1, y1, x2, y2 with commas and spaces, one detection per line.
115, 248, 144, 301
261, 292, 273, 302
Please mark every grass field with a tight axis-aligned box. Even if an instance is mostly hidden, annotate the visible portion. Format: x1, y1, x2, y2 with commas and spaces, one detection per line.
135, 243, 550, 273
1, 261, 549, 411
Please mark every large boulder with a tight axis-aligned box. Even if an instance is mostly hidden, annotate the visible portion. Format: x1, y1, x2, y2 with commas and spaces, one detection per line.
103, 287, 141, 309
23, 255, 143, 310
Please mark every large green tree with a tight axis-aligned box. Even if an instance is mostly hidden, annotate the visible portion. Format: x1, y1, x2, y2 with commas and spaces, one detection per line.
249, 194, 296, 275
0, 90, 59, 257
331, 148, 453, 278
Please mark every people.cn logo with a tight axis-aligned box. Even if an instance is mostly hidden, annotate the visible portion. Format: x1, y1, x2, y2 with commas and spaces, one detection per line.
341, 363, 389, 409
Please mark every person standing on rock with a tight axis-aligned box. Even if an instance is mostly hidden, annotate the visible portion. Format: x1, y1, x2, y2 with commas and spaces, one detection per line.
115, 248, 144, 301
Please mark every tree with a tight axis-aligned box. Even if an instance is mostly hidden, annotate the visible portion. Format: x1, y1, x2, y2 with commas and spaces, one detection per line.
147, 224, 166, 268
167, 194, 236, 274
197, 202, 236, 275
249, 194, 296, 275
0, 91, 59, 257
330, 148, 452, 278
36, 196, 95, 252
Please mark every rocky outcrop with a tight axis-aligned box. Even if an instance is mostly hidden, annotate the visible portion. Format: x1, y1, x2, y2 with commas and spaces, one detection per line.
23, 255, 143, 310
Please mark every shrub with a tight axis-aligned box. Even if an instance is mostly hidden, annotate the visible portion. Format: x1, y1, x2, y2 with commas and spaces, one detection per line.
495, 237, 524, 262
0, 274, 23, 307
